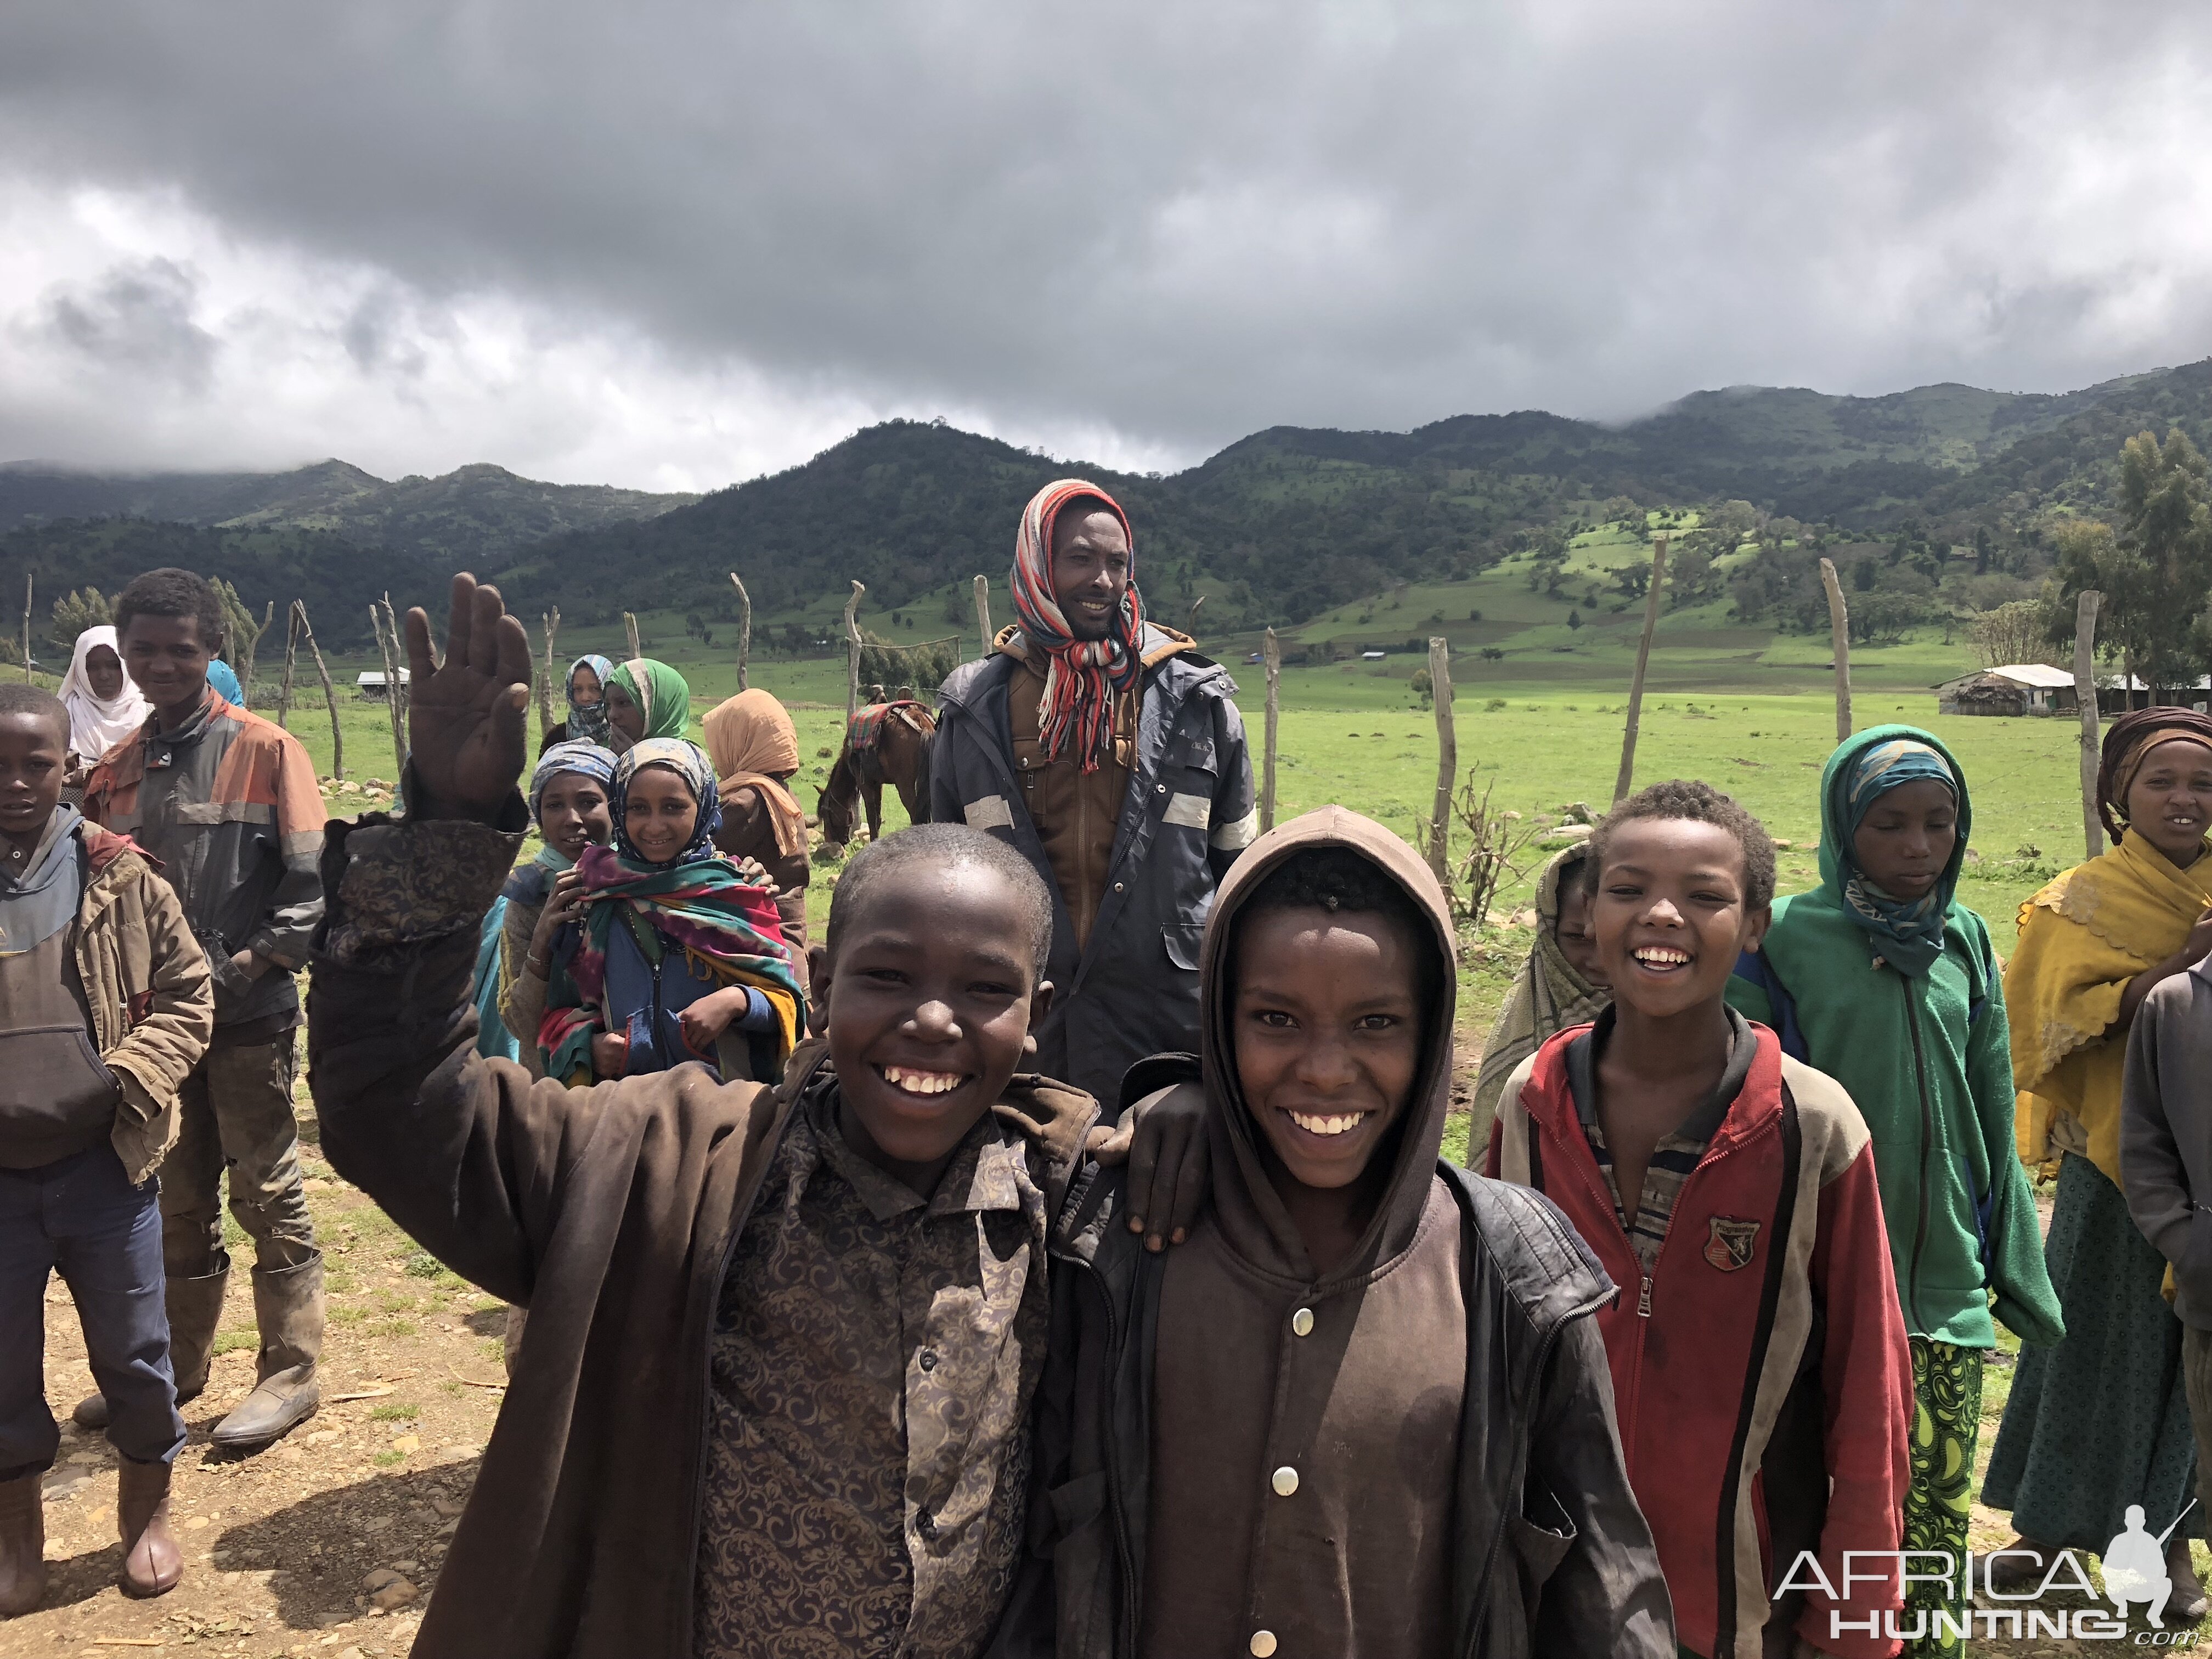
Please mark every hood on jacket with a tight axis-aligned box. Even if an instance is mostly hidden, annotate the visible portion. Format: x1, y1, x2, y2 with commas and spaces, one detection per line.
1199, 805, 1457, 1282
1810, 723, 1972, 948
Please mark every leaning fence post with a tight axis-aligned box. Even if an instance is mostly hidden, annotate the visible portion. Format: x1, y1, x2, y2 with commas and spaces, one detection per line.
1612, 534, 1669, 805
1262, 628, 1282, 833
294, 602, 341, 780
624, 612, 642, 664
276, 604, 300, 729
973, 575, 993, 657
1427, 637, 1455, 888
538, 608, 560, 738
844, 582, 866, 723
371, 600, 407, 778
729, 573, 752, 692
2075, 589, 2106, 860
1819, 557, 1853, 741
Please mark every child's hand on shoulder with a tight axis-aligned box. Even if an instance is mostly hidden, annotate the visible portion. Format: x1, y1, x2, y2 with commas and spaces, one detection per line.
1089, 1081, 1209, 1251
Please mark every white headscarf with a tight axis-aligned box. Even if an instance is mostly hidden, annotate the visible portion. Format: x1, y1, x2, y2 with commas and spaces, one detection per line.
58, 626, 151, 764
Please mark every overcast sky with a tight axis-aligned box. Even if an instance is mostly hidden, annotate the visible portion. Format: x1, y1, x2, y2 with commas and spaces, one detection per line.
4, 3, 2211, 492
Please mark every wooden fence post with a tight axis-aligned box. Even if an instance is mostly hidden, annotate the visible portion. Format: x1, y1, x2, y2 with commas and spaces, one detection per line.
1819, 557, 1853, 741
370, 601, 407, 777
973, 575, 993, 657
1262, 628, 1282, 833
538, 608, 560, 738
20, 575, 30, 682
295, 602, 341, 780
2075, 589, 2106, 860
1427, 637, 1456, 888
275, 604, 300, 730
729, 574, 752, 692
1187, 594, 1205, 639
844, 582, 866, 723
1612, 534, 1669, 806
624, 612, 642, 664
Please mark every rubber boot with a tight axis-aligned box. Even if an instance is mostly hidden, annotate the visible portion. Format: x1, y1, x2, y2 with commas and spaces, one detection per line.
0, 1470, 46, 1616
211, 1256, 323, 1451
116, 1458, 181, 1598
74, 1264, 230, 1432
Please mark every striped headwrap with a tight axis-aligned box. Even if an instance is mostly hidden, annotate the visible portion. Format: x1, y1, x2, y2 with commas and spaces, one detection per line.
1008, 478, 1145, 772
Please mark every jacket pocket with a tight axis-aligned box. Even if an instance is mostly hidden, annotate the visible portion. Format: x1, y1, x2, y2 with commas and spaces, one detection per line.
1162, 924, 1203, 973
0, 1025, 121, 1154
1509, 1483, 1578, 1630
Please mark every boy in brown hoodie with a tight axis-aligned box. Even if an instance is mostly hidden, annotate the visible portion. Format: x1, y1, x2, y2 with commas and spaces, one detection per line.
994, 805, 1672, 1658
0, 684, 213, 1612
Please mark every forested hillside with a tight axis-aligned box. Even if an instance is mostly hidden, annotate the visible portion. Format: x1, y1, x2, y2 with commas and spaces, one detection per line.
8, 358, 2210, 652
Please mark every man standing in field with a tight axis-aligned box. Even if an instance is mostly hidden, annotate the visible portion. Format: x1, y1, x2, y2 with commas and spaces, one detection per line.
76, 569, 328, 1451
932, 479, 1257, 1108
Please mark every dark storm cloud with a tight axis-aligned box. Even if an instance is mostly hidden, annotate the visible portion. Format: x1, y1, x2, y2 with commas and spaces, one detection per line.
31, 256, 218, 392
4, 1, 2212, 462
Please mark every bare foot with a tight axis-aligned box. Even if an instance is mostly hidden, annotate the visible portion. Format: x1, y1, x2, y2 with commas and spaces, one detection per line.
1984, 1536, 2056, 1593
2167, 1537, 2207, 1621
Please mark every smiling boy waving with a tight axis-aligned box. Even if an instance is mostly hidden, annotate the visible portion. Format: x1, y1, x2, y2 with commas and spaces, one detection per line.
306, 576, 1109, 1658
1490, 780, 1913, 1659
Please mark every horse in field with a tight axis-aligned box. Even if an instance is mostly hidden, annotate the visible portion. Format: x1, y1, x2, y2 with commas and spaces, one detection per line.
818, 700, 936, 845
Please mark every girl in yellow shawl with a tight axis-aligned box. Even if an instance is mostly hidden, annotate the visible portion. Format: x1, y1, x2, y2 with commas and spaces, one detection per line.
1983, 708, 2212, 1611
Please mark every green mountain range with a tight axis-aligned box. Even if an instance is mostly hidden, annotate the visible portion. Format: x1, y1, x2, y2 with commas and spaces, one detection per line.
6, 358, 2210, 654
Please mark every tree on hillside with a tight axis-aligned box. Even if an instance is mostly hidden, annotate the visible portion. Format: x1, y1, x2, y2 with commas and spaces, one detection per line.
1967, 600, 2058, 670
47, 587, 111, 650
2049, 430, 2212, 696
1566, 608, 1583, 631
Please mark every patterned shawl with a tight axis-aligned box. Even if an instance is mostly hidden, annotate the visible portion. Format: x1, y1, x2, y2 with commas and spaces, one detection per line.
702, 690, 808, 860
1828, 733, 1961, 979
1007, 478, 1145, 772
538, 739, 802, 1082
610, 658, 692, 745
564, 654, 616, 747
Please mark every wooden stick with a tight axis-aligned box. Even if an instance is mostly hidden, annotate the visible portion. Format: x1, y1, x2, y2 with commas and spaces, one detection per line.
1187, 594, 1206, 639
844, 582, 866, 723
1261, 627, 1282, 833
1818, 557, 1852, 741
624, 612, 642, 663
276, 603, 300, 730
295, 602, 341, 779
729, 573, 752, 692
1612, 534, 1669, 806
973, 575, 992, 657
2075, 589, 2106, 860
1427, 637, 1456, 888
539, 608, 560, 738
239, 599, 274, 701
371, 601, 406, 778
19, 574, 30, 682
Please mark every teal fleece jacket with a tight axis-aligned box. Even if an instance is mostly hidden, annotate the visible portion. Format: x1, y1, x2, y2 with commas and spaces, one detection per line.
1726, 724, 2064, 1351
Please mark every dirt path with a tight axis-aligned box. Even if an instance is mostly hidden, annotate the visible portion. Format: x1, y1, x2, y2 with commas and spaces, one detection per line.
3, 1103, 506, 1658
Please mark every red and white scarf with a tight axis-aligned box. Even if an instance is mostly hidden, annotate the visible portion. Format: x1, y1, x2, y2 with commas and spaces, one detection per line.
1009, 478, 1146, 772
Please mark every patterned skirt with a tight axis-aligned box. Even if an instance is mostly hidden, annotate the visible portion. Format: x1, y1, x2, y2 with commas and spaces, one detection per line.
1980, 1152, 2198, 1550
1901, 1338, 1982, 1657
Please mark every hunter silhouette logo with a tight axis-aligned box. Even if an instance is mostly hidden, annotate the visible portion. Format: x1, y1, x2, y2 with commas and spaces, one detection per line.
1704, 1216, 1759, 1272
2101, 1500, 2198, 1626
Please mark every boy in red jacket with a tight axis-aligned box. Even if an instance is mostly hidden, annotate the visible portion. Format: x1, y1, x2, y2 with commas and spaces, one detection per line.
1490, 780, 1912, 1659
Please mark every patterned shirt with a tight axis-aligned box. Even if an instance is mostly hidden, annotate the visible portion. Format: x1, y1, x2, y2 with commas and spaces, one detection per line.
692, 1083, 1052, 1659
1568, 1005, 1757, 1277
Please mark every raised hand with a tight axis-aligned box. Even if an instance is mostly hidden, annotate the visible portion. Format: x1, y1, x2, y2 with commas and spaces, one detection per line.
404, 573, 533, 822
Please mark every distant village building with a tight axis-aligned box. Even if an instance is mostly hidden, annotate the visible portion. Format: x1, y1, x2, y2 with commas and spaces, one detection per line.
1933, 663, 2077, 718
1933, 664, 2212, 718
356, 669, 411, 701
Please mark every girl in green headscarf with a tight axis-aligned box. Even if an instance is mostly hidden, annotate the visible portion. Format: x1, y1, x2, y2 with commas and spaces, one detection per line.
604, 658, 692, 753
1728, 726, 2063, 1656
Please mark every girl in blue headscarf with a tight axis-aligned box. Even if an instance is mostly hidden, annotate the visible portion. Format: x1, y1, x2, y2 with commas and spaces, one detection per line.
548, 654, 615, 748
496, 741, 619, 1078
538, 739, 802, 1087
1728, 726, 2063, 1655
